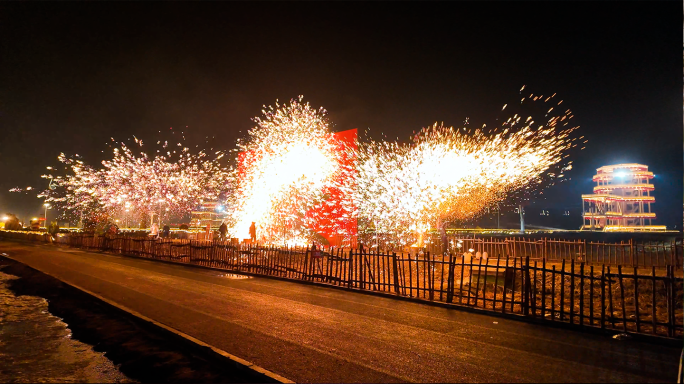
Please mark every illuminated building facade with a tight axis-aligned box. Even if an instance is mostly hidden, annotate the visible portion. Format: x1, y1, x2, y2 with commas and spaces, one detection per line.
581, 163, 665, 232
190, 200, 227, 229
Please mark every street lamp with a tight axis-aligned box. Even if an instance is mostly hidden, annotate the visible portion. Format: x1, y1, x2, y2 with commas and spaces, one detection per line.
43, 203, 51, 228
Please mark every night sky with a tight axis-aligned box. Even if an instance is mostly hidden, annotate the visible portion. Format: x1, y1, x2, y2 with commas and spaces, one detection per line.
0, 2, 681, 230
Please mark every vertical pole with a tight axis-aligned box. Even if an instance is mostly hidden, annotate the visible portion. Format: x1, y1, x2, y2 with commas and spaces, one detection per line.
651, 266, 657, 335
551, 265, 556, 321
579, 263, 585, 326
600, 264, 606, 330
633, 267, 640, 333
560, 259, 566, 321
392, 252, 400, 295
446, 254, 455, 303
523, 256, 531, 316
497, 203, 500, 230
617, 265, 627, 332
303, 246, 310, 281
667, 265, 674, 338
348, 250, 354, 289
570, 259, 575, 324
541, 258, 546, 318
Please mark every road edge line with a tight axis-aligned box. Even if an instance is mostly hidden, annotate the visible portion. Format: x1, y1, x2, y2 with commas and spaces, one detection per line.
1, 253, 295, 384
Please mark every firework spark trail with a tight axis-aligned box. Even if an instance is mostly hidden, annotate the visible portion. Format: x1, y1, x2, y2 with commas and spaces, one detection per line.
11, 89, 581, 247
227, 96, 352, 244
345, 91, 580, 246
24, 137, 231, 225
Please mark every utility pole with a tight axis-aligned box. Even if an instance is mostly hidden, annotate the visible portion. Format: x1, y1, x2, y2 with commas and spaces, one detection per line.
519, 204, 525, 234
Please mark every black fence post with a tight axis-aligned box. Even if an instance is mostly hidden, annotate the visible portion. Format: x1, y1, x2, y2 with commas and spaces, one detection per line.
523, 256, 531, 316
303, 246, 310, 281
392, 252, 400, 295
446, 254, 455, 303
347, 250, 354, 288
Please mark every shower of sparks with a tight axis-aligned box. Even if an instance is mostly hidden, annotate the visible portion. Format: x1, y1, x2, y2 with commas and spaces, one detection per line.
10, 89, 582, 246
347, 90, 581, 246
227, 96, 353, 244
17, 137, 231, 225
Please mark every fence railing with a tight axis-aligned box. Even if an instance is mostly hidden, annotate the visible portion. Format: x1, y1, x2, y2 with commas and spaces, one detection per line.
2, 230, 679, 339
414, 235, 683, 268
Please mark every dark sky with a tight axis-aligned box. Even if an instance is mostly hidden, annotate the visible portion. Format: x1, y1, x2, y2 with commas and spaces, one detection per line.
0, 2, 681, 230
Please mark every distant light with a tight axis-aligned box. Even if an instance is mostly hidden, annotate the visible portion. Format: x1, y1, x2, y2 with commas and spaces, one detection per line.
1, 216, 7, 221
614, 172, 626, 178
468, 248, 474, 253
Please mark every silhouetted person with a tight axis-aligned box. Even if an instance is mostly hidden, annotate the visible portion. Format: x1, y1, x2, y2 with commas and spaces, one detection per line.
163, 224, 170, 238
249, 222, 256, 243
219, 222, 227, 241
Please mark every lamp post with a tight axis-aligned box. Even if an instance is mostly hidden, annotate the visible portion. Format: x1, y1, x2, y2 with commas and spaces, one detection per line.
43, 203, 50, 229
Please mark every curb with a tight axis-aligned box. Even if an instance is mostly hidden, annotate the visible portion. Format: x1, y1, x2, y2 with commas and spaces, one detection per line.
0, 252, 294, 384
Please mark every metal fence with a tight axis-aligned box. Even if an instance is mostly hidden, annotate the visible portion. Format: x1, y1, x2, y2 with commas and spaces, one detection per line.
1, 230, 681, 339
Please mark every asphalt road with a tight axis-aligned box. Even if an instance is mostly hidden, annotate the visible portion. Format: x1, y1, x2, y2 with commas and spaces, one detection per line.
0, 240, 680, 383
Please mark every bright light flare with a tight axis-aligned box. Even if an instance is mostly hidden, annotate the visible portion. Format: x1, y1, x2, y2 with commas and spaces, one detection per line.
228, 96, 346, 244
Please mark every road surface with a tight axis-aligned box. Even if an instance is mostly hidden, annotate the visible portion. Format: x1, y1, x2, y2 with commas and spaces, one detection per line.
0, 240, 679, 383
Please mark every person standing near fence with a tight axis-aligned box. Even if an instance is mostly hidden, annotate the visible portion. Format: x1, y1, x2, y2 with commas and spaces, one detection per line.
162, 224, 170, 238
219, 221, 227, 242
249, 222, 256, 243
150, 222, 159, 239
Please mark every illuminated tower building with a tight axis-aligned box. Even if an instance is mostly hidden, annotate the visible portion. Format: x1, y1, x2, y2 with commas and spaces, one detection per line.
190, 200, 227, 229
581, 163, 665, 231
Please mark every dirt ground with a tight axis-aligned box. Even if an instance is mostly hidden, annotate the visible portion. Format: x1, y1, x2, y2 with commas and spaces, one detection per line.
0, 256, 279, 384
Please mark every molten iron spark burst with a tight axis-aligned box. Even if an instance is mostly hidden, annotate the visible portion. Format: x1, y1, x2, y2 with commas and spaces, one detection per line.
347, 90, 580, 246
227, 96, 352, 244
